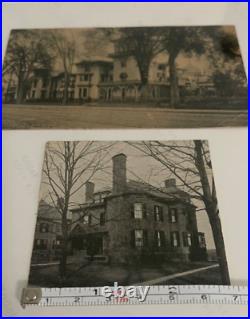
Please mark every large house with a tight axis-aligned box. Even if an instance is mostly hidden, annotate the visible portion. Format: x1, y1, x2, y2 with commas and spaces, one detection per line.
69, 153, 207, 264
3, 53, 216, 104
31, 153, 207, 265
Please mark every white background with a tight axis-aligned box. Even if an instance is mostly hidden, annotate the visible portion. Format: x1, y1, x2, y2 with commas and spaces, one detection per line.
2, 2, 248, 317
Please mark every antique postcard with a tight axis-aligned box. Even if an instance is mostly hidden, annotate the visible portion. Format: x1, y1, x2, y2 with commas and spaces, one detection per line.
3, 26, 247, 129
28, 140, 230, 287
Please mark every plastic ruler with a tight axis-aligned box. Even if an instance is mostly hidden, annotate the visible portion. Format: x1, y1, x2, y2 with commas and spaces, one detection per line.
21, 285, 248, 307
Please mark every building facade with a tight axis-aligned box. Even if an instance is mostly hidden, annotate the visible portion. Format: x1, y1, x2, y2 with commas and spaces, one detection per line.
69, 153, 207, 265
31, 200, 64, 264
3, 54, 216, 104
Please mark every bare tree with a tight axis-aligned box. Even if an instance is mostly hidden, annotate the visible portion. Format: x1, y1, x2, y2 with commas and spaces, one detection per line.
47, 30, 77, 105
128, 140, 230, 285
42, 141, 112, 280
3, 30, 52, 104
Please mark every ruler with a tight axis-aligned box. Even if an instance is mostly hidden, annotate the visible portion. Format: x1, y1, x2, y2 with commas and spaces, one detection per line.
21, 285, 247, 307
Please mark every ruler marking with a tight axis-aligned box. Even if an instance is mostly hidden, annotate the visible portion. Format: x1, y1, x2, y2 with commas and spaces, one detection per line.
22, 285, 248, 307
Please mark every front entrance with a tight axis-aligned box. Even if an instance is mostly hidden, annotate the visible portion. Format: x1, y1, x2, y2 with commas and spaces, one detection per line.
71, 234, 103, 256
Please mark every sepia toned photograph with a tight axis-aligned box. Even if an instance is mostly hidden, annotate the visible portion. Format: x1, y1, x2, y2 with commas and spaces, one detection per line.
28, 140, 230, 288
3, 26, 247, 129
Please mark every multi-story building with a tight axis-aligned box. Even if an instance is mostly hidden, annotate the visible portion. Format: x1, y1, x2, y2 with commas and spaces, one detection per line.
69, 153, 207, 264
3, 54, 216, 104
31, 200, 64, 263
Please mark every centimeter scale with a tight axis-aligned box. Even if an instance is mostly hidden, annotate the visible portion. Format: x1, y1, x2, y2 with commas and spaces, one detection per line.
21, 285, 248, 307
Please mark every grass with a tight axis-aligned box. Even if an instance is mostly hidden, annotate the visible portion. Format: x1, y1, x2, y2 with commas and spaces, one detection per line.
3, 103, 248, 129
28, 261, 221, 287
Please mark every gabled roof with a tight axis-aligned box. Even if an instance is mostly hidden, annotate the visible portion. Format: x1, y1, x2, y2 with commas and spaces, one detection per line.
126, 180, 191, 204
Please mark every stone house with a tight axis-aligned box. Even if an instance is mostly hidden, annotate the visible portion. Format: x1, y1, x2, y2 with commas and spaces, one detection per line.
69, 153, 207, 264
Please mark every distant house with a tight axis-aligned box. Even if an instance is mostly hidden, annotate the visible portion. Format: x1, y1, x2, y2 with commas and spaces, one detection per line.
69, 153, 208, 264
31, 200, 65, 264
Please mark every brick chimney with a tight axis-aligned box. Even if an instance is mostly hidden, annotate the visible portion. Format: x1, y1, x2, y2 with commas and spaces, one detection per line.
112, 153, 127, 194
85, 181, 95, 202
164, 178, 176, 188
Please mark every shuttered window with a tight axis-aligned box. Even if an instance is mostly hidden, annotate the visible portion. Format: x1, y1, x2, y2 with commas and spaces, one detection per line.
131, 203, 147, 219
154, 205, 164, 222
171, 231, 180, 247
169, 208, 178, 223
131, 229, 148, 248
155, 230, 166, 248
182, 232, 192, 247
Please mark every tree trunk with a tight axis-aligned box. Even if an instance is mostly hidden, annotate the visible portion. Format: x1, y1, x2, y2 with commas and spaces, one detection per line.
59, 236, 68, 281
16, 81, 26, 104
59, 210, 68, 281
169, 53, 180, 108
62, 72, 69, 105
206, 207, 231, 285
138, 64, 151, 101
194, 140, 230, 285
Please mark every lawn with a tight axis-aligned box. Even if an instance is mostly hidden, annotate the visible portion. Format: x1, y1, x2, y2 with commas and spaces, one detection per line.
28, 261, 221, 287
3, 103, 248, 129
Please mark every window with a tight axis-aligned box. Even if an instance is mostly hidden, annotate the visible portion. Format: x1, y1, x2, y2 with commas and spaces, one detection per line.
155, 231, 165, 248
79, 87, 88, 99
94, 193, 101, 203
169, 208, 178, 223
154, 205, 163, 222
35, 239, 48, 249
100, 213, 105, 226
41, 90, 46, 99
80, 74, 90, 82
42, 78, 48, 88
135, 230, 143, 247
171, 231, 180, 247
120, 72, 128, 81
83, 215, 89, 225
158, 64, 166, 71
33, 79, 38, 88
121, 59, 127, 68
131, 230, 148, 248
55, 223, 61, 233
183, 232, 192, 247
32, 90, 36, 99
84, 65, 91, 72
198, 233, 206, 248
39, 223, 49, 233
133, 203, 144, 219
83, 87, 88, 98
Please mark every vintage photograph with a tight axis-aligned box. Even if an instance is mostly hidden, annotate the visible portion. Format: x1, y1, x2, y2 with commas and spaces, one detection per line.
3, 26, 247, 129
28, 140, 230, 288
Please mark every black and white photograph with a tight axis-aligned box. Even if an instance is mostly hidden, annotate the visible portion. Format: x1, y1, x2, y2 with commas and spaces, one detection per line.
28, 140, 230, 288
3, 26, 247, 129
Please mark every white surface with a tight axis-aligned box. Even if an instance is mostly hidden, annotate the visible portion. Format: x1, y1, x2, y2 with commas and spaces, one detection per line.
2, 2, 248, 317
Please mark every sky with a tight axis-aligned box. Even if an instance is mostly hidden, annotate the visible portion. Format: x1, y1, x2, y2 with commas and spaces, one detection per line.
39, 141, 216, 250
